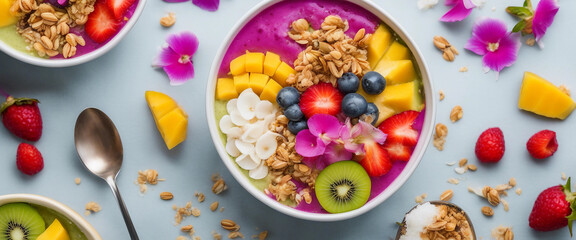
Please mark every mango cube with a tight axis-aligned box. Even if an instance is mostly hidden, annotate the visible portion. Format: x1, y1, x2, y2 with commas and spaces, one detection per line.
367, 24, 393, 68
229, 54, 246, 76
249, 73, 270, 95
263, 51, 282, 77
145, 91, 188, 150
272, 62, 296, 87
245, 52, 265, 73
378, 60, 417, 85
37, 219, 70, 240
382, 41, 410, 61
518, 72, 576, 120
380, 81, 424, 113
216, 78, 238, 100
375, 104, 396, 126
260, 79, 283, 103
233, 73, 250, 93
0, 0, 17, 28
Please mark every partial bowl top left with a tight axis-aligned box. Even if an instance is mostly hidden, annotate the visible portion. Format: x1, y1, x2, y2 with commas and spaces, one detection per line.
0, 0, 146, 67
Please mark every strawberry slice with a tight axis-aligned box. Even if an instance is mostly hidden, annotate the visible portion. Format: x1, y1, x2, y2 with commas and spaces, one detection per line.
359, 141, 392, 177
299, 83, 343, 119
527, 130, 558, 159
378, 110, 420, 146
383, 141, 413, 162
85, 3, 122, 44
107, 0, 136, 20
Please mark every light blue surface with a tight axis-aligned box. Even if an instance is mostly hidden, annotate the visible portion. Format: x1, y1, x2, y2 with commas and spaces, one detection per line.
0, 0, 575, 239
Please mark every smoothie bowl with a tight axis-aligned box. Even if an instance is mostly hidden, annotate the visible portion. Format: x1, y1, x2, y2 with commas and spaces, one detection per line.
0, 194, 101, 240
0, 0, 145, 67
206, 0, 435, 221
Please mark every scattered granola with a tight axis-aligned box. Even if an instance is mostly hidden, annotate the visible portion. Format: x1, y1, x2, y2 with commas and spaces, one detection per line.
160, 12, 176, 27
467, 164, 477, 171
84, 201, 101, 216
433, 36, 459, 62
176, 236, 188, 240
450, 105, 463, 122
433, 123, 448, 151
212, 178, 228, 195
181, 225, 195, 236
491, 225, 514, 240
136, 169, 165, 193
515, 188, 522, 195
447, 178, 460, 185
75, 177, 81, 185
221, 219, 240, 232
421, 204, 473, 240
481, 206, 494, 216
526, 38, 536, 46
439, 90, 445, 101
161, 192, 174, 200
440, 189, 453, 201
210, 201, 219, 212
509, 177, 517, 187
459, 66, 468, 72
191, 207, 201, 217
212, 231, 222, 240
195, 192, 205, 203
502, 199, 510, 212
174, 201, 194, 225
483, 186, 501, 206
256, 230, 268, 240
415, 193, 427, 203
228, 231, 244, 239
458, 158, 468, 167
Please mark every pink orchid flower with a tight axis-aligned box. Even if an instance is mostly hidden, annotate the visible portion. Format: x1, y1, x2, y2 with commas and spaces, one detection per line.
153, 31, 198, 86
163, 0, 219, 11
464, 18, 521, 76
507, 0, 559, 45
295, 114, 341, 157
440, 0, 483, 22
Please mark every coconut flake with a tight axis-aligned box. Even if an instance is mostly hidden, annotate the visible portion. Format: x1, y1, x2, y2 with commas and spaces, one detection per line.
226, 127, 243, 139
235, 140, 254, 155
237, 89, 260, 121
225, 139, 241, 157
255, 131, 278, 159
249, 161, 268, 179
400, 202, 439, 240
241, 122, 266, 143
255, 101, 276, 119
230, 109, 249, 126
235, 153, 261, 170
219, 115, 234, 134
226, 99, 238, 114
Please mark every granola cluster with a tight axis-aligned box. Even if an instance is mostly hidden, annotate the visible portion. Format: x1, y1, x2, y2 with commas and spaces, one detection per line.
421, 204, 474, 240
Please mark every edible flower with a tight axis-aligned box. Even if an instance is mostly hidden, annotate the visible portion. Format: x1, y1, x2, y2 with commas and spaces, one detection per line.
464, 18, 521, 76
506, 0, 559, 45
163, 0, 219, 12
340, 119, 386, 155
440, 0, 484, 22
153, 31, 198, 86
295, 114, 340, 157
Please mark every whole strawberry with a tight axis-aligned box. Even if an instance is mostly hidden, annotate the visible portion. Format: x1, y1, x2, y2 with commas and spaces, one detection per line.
1, 96, 43, 141
16, 143, 44, 175
529, 178, 576, 235
475, 127, 505, 163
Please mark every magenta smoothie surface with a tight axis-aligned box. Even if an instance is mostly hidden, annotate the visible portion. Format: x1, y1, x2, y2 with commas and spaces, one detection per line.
218, 0, 420, 214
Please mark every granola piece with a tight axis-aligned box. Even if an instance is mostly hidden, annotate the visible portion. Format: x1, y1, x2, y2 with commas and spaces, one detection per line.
195, 192, 205, 202
481, 206, 494, 216
439, 90, 445, 101
423, 204, 474, 240
433, 36, 459, 62
221, 219, 240, 232
212, 179, 228, 195
415, 193, 427, 203
160, 12, 176, 27
228, 232, 244, 239
161, 192, 174, 200
174, 201, 194, 225
210, 201, 219, 212
459, 66, 469, 72
450, 105, 463, 122
84, 201, 101, 216
440, 189, 453, 201
433, 123, 447, 151
491, 225, 514, 240
136, 169, 165, 193
212, 231, 222, 240
75, 177, 81, 185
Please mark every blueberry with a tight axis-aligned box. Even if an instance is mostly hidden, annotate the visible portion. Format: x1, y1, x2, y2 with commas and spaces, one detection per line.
284, 104, 304, 121
361, 71, 386, 95
276, 87, 300, 109
337, 72, 360, 94
361, 102, 379, 125
341, 93, 368, 118
288, 120, 308, 134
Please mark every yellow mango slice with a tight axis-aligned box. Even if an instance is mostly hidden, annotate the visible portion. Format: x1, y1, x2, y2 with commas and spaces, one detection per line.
249, 73, 270, 95
157, 109, 188, 150
384, 60, 417, 85
375, 105, 396, 126
145, 91, 188, 150
245, 52, 265, 73
367, 24, 393, 69
260, 79, 283, 103
216, 78, 238, 100
381, 41, 410, 61
272, 62, 295, 87
233, 73, 250, 93
518, 72, 576, 119
0, 0, 17, 28
37, 219, 70, 240
229, 54, 246, 76
263, 51, 282, 77
380, 81, 424, 113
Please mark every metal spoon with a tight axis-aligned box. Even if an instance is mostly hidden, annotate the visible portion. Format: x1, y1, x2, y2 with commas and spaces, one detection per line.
74, 108, 139, 240
395, 201, 476, 240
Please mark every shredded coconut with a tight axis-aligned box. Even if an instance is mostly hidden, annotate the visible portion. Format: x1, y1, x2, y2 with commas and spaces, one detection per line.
400, 202, 439, 240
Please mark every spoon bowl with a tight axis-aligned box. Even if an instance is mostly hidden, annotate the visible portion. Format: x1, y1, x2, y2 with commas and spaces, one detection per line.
74, 108, 139, 240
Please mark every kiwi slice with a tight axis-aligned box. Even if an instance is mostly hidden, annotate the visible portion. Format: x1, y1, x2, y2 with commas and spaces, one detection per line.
315, 161, 371, 213
0, 203, 46, 240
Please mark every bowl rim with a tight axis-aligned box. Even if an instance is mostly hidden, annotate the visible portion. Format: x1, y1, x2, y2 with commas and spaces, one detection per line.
0, 193, 102, 240
0, 0, 147, 68
205, 0, 436, 221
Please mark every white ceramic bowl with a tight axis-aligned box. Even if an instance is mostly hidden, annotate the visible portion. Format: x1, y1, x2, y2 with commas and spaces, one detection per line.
0, 194, 102, 240
0, 0, 146, 67
206, 0, 435, 221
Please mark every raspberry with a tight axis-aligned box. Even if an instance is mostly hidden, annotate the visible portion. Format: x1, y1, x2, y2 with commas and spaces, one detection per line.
16, 143, 44, 175
475, 127, 505, 163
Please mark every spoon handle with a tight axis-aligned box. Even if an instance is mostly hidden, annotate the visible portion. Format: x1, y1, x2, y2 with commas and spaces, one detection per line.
106, 177, 140, 240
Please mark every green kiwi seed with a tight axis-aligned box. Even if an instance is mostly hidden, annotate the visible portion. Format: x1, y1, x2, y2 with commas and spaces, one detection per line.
315, 161, 371, 213
0, 203, 46, 240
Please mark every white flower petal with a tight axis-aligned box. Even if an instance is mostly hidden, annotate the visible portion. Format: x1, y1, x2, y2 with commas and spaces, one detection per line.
227, 127, 243, 139
255, 131, 278, 159
235, 153, 261, 170
219, 115, 234, 134
230, 109, 248, 126
241, 122, 265, 143
237, 89, 260, 121
225, 139, 241, 157
235, 140, 254, 155
226, 99, 238, 114
255, 101, 275, 119
249, 161, 268, 180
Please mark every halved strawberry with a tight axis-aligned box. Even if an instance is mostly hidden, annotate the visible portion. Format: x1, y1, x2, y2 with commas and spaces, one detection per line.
107, 0, 136, 20
378, 110, 420, 146
85, 3, 122, 44
359, 141, 392, 177
383, 141, 413, 162
527, 130, 558, 159
299, 83, 343, 119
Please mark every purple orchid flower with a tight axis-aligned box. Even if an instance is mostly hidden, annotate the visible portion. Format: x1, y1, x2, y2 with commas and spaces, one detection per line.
295, 114, 341, 157
153, 31, 198, 85
440, 0, 483, 22
164, 0, 219, 12
340, 118, 387, 155
464, 18, 521, 76
507, 0, 559, 45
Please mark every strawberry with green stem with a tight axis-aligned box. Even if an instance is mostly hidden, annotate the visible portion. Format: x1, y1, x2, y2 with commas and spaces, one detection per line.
1, 94, 43, 142
529, 177, 576, 235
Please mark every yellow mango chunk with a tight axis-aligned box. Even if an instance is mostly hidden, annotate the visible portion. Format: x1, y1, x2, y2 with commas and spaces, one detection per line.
263, 51, 282, 77
157, 109, 188, 150
37, 219, 70, 240
367, 24, 393, 69
375, 60, 417, 85
249, 73, 270, 95
145, 91, 188, 149
272, 62, 296, 87
216, 78, 238, 100
245, 52, 265, 73
380, 81, 424, 113
0, 0, 17, 28
260, 79, 283, 103
518, 72, 576, 119
233, 73, 250, 93
381, 41, 410, 61
375, 105, 396, 126
229, 54, 246, 76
